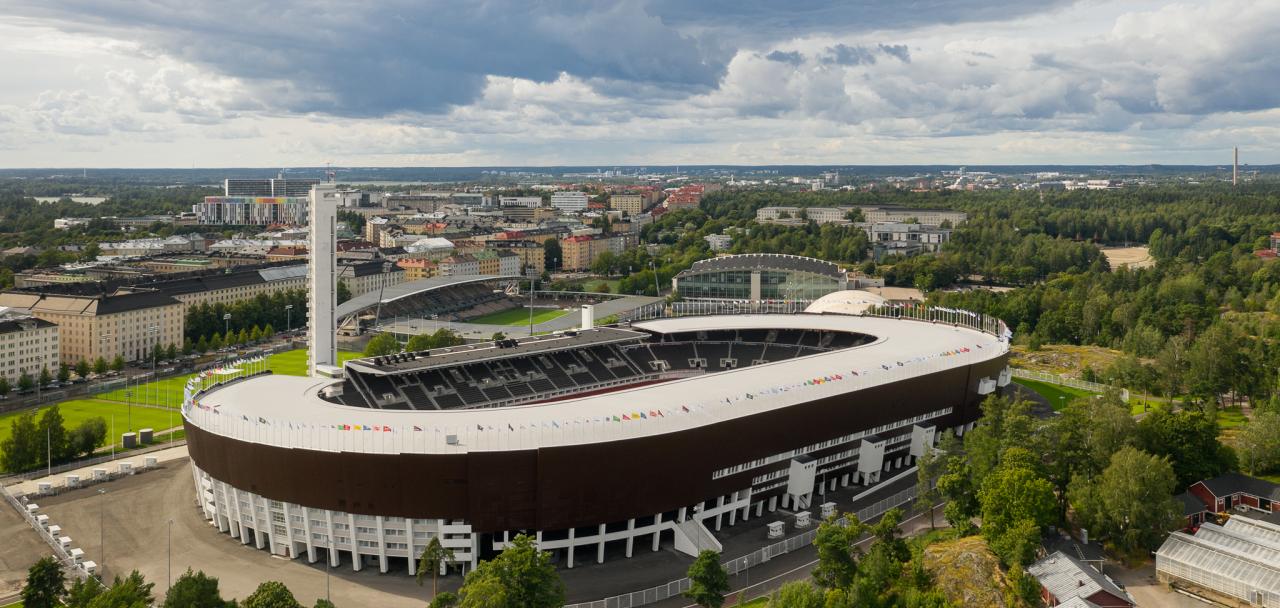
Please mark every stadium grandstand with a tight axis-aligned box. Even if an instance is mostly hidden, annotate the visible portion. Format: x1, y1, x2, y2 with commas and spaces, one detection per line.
183, 292, 1012, 575
335, 274, 521, 334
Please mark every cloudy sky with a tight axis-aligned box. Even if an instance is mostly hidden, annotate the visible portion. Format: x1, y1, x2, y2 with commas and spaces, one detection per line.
0, 0, 1276, 167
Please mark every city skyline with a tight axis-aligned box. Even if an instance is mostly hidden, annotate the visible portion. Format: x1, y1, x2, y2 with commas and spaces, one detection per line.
0, 0, 1276, 168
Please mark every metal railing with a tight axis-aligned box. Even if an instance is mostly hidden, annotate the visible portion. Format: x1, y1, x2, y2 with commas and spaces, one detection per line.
1010, 368, 1129, 402
563, 483, 919, 608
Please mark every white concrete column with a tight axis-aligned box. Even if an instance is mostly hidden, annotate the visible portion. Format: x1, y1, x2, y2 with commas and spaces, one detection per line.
406, 519, 417, 575
624, 519, 636, 558
768, 496, 778, 512
325, 511, 339, 567
678, 506, 687, 523
283, 503, 298, 559
597, 524, 606, 563
728, 493, 738, 526
652, 514, 662, 552
375, 516, 388, 573
567, 528, 576, 568
715, 496, 725, 531
755, 501, 764, 517
349, 513, 362, 572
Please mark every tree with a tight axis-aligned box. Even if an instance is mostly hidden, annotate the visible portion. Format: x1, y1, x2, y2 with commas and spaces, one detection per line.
18, 372, 33, 392
364, 333, 401, 357
0, 377, 9, 397
38, 404, 70, 463
1238, 410, 1280, 475
242, 580, 302, 608
238, 328, 250, 345
428, 592, 459, 608
110, 355, 125, 371
456, 534, 563, 608
57, 363, 71, 384
337, 280, 352, 305
209, 333, 224, 351
684, 550, 729, 608
69, 417, 107, 459
491, 332, 506, 341
314, 600, 337, 608
543, 239, 562, 271
163, 569, 230, 608
1068, 446, 1183, 554
65, 576, 103, 608
21, 556, 65, 608
979, 448, 1057, 537
94, 570, 156, 608
1137, 407, 1235, 486
915, 441, 945, 529
769, 581, 825, 608
263, 323, 275, 337
812, 513, 865, 589
250, 326, 263, 343
182, 338, 194, 356
196, 335, 209, 353
165, 343, 178, 360
75, 359, 90, 380
416, 536, 455, 598
1, 410, 39, 472
93, 357, 108, 375
936, 457, 979, 535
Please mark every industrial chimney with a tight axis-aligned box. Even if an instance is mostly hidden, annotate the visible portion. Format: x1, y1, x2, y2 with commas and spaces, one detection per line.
1234, 147, 1239, 186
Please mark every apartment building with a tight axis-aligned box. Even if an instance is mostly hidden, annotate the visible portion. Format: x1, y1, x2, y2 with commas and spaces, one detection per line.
550, 191, 589, 213
396, 258, 438, 281
609, 194, 645, 216
486, 240, 545, 274
0, 311, 60, 383
499, 196, 544, 208
474, 250, 521, 276
559, 234, 639, 271
0, 290, 182, 365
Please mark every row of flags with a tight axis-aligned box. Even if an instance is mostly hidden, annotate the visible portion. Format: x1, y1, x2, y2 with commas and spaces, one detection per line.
185, 341, 994, 438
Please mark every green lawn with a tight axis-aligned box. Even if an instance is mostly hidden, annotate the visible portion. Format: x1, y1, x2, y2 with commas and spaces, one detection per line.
0, 349, 360, 457
1217, 406, 1249, 430
468, 307, 569, 326
0, 399, 181, 451
584, 278, 621, 294
1013, 379, 1098, 411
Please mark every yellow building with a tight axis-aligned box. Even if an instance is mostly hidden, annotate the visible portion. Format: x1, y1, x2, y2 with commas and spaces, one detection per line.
610, 194, 644, 216
0, 290, 183, 365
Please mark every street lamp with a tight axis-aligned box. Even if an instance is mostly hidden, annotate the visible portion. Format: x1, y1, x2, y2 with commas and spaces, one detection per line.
98, 489, 107, 580
223, 313, 232, 339
742, 556, 750, 590
167, 518, 174, 592
285, 304, 294, 333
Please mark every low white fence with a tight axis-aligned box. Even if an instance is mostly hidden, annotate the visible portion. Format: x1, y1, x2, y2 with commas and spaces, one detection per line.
563, 480, 920, 608
1010, 368, 1129, 402
0, 484, 95, 584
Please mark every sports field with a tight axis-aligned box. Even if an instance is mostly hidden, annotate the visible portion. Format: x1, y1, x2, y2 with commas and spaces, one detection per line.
468, 306, 569, 326
0, 349, 360, 452
1013, 378, 1097, 411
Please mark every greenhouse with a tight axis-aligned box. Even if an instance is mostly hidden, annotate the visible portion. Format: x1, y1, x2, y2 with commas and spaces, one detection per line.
1156, 518, 1280, 607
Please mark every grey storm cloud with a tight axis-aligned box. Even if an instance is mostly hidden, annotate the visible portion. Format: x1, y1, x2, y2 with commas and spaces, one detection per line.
765, 50, 804, 65
2, 0, 1066, 118
822, 43, 911, 66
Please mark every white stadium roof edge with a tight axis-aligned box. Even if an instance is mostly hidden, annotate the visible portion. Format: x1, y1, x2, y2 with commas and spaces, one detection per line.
334, 274, 522, 320
186, 309, 1008, 455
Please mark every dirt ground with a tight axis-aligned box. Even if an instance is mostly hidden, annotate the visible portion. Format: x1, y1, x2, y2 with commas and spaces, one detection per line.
0, 497, 53, 602
34, 459, 438, 607
1109, 562, 1209, 607
1101, 246, 1155, 270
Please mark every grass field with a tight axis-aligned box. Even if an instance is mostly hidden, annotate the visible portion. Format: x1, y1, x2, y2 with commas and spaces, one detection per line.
468, 306, 569, 326
1013, 379, 1098, 411
0, 349, 360, 454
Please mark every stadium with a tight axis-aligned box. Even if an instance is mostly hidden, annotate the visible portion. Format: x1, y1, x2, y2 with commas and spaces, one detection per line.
182, 296, 1012, 574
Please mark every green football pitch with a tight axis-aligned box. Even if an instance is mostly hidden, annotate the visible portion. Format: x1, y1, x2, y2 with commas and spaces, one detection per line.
0, 349, 360, 452
467, 307, 569, 326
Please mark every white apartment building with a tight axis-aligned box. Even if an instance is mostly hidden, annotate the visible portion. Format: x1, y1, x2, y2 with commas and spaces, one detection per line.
0, 310, 60, 383
550, 192, 589, 213
498, 196, 543, 208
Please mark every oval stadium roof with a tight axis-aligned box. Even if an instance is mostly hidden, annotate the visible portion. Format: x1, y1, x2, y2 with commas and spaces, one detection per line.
334, 274, 520, 320
677, 254, 844, 279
